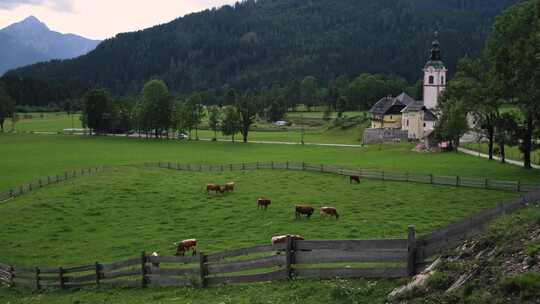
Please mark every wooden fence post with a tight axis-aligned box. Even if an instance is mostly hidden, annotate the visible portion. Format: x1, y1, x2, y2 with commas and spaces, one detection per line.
199, 164, 202, 172
8, 266, 14, 287
320, 164, 324, 172
430, 174, 434, 184
35, 267, 41, 291
286, 237, 294, 280
517, 181, 521, 192
9, 189, 14, 197
456, 176, 460, 187
39, 179, 42, 188
199, 253, 208, 288
65, 172, 68, 180
271, 161, 274, 169
168, 162, 171, 169
56, 175, 59, 183
406, 172, 409, 182
19, 186, 24, 195
141, 251, 147, 288
382, 171, 385, 181
229, 164, 233, 171
59, 267, 65, 289
286, 161, 289, 170
256, 162, 259, 169
302, 162, 306, 171
242, 163, 246, 170
485, 178, 489, 189
221, 165, 224, 172
407, 226, 417, 277
95, 262, 101, 286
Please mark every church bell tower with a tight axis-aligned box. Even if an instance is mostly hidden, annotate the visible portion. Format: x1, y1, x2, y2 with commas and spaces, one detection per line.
423, 32, 447, 110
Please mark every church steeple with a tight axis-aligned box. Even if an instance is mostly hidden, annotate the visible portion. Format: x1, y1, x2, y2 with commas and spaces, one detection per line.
430, 31, 441, 61
423, 31, 447, 110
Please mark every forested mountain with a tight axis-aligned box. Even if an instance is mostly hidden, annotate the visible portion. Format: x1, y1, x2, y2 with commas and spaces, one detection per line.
0, 16, 100, 75
5, 0, 519, 98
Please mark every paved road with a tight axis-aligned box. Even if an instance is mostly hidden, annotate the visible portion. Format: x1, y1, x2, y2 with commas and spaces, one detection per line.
458, 147, 540, 170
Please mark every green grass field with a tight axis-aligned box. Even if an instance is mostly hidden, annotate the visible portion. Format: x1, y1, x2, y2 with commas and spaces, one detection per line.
0, 133, 538, 303
0, 166, 515, 267
5, 113, 82, 133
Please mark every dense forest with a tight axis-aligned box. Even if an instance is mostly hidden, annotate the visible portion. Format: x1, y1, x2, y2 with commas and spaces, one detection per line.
2, 0, 519, 106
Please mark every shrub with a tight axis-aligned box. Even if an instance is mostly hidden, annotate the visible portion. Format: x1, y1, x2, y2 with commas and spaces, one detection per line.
501, 272, 540, 300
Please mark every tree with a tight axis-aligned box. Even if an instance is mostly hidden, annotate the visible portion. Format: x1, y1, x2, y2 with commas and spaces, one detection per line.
208, 105, 222, 141
435, 99, 469, 151
487, 0, 540, 169
494, 112, 519, 163
453, 57, 502, 160
221, 106, 241, 143
142, 79, 173, 138
236, 91, 260, 143
300, 76, 318, 111
82, 88, 114, 134
0, 85, 15, 132
186, 93, 205, 140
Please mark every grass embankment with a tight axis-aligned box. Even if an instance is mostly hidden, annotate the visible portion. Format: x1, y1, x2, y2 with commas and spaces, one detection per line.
5, 113, 82, 133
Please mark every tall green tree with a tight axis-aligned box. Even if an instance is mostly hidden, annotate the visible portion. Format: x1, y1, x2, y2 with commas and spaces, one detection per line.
236, 91, 260, 143
487, 0, 540, 169
0, 85, 15, 132
494, 112, 519, 163
142, 79, 173, 138
208, 105, 222, 141
82, 88, 114, 134
221, 106, 241, 143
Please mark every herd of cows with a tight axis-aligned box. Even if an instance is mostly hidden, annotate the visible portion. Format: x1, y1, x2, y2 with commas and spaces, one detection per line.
156, 179, 348, 259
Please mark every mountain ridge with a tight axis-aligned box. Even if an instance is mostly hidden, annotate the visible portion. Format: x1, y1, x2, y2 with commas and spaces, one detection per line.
0, 16, 101, 75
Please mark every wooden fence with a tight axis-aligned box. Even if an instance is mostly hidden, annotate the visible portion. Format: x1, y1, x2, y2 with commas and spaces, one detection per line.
0, 232, 414, 290
0, 167, 104, 203
146, 161, 540, 193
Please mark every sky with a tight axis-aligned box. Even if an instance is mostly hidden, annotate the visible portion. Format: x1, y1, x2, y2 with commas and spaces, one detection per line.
0, 0, 236, 40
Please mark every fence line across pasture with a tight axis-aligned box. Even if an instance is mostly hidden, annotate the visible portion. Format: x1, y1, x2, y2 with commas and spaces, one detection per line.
0, 166, 105, 203
145, 161, 540, 193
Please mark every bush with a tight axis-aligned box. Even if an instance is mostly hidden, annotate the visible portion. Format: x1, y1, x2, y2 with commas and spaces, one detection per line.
525, 243, 540, 258
501, 272, 540, 300
426, 272, 454, 290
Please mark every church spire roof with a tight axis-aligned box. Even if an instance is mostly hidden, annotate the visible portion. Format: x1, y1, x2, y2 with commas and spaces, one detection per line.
425, 31, 445, 68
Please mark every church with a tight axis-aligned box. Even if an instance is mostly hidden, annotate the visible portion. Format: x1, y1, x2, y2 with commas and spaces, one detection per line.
363, 36, 447, 144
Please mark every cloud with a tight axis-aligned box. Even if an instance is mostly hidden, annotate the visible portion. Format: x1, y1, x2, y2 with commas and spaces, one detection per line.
0, 0, 74, 11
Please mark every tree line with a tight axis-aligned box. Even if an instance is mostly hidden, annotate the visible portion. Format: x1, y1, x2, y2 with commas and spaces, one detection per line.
434, 0, 540, 169
4, 0, 518, 100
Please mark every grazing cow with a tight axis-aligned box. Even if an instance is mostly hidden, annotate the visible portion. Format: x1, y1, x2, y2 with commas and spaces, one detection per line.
271, 234, 305, 245
295, 205, 314, 219
258, 198, 271, 210
151, 252, 160, 268
350, 175, 360, 184
223, 182, 236, 193
175, 239, 198, 256
320, 207, 340, 219
206, 184, 223, 194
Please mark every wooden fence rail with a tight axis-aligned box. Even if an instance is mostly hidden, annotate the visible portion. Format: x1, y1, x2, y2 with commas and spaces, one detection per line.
146, 161, 540, 193
0, 166, 105, 203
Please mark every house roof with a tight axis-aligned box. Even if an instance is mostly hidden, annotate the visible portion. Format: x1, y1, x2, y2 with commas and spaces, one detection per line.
369, 96, 406, 116
401, 100, 424, 113
395, 92, 415, 106
424, 109, 437, 121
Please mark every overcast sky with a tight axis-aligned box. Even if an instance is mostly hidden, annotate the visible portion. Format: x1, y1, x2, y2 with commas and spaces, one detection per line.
0, 0, 236, 40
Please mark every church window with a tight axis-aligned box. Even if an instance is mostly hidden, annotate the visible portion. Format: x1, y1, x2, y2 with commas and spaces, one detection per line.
406, 120, 409, 127
423, 123, 426, 127
441, 76, 445, 84
428, 76, 434, 84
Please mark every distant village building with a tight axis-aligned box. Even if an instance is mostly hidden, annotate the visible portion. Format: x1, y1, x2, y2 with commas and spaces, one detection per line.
363, 34, 446, 145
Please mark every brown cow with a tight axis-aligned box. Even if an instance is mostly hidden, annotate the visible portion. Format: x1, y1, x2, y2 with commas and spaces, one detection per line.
175, 239, 198, 256
295, 205, 314, 219
320, 207, 340, 219
206, 184, 223, 194
258, 198, 271, 210
223, 182, 236, 193
350, 175, 360, 184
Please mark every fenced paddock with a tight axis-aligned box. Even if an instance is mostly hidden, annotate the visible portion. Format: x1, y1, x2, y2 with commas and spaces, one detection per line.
1, 162, 539, 291
146, 161, 540, 193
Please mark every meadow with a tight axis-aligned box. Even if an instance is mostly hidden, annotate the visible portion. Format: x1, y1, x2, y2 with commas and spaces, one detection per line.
0, 133, 539, 303
463, 142, 540, 165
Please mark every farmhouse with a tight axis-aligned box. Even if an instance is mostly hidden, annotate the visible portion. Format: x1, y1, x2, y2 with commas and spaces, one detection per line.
363, 35, 446, 144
